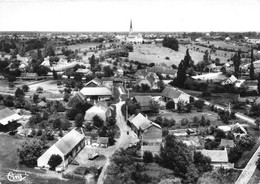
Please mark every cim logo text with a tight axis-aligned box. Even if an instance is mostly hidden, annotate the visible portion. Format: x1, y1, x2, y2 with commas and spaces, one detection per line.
7, 171, 28, 182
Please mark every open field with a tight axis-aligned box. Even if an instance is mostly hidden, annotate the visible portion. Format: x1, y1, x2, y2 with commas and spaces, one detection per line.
129, 44, 205, 66
197, 40, 250, 52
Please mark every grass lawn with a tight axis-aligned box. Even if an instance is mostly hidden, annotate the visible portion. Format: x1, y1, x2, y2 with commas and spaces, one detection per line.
248, 168, 260, 184
150, 109, 220, 125
0, 135, 84, 184
129, 44, 204, 67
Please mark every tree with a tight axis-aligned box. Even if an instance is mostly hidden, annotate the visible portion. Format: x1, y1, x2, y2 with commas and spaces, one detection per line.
3, 95, 14, 107
103, 66, 114, 77
141, 83, 150, 92
33, 93, 39, 103
250, 47, 255, 80
232, 50, 241, 78
150, 100, 160, 113
93, 115, 104, 128
162, 37, 179, 51
157, 80, 165, 91
89, 54, 96, 69
194, 100, 204, 110
53, 69, 58, 80
75, 113, 84, 128
8, 75, 16, 82
160, 135, 193, 178
143, 151, 153, 163
193, 151, 212, 175
15, 87, 25, 98
22, 84, 29, 92
36, 86, 43, 93
203, 50, 211, 65
166, 101, 175, 110
63, 92, 70, 102
176, 60, 186, 87
17, 139, 44, 167
44, 44, 55, 57
48, 154, 63, 170
258, 73, 260, 94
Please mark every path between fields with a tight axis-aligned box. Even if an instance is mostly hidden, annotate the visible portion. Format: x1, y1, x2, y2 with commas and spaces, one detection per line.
96, 87, 138, 184
235, 144, 260, 184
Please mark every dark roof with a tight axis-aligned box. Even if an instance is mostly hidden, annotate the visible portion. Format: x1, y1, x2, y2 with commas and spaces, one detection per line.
55, 129, 85, 156
161, 86, 182, 99
133, 96, 153, 107
67, 92, 85, 108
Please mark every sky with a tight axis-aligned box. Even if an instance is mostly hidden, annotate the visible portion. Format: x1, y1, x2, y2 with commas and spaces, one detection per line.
0, 0, 260, 32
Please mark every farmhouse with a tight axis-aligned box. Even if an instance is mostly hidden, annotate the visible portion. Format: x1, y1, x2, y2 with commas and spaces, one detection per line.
85, 77, 102, 87
0, 108, 21, 126
37, 129, 85, 170
221, 75, 237, 85
198, 149, 233, 169
101, 77, 114, 90
84, 102, 111, 123
80, 87, 112, 101
161, 86, 190, 108
128, 113, 162, 144
66, 92, 86, 109
132, 96, 154, 112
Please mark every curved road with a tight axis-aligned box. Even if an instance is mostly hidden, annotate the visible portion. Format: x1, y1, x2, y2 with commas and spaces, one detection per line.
97, 88, 138, 184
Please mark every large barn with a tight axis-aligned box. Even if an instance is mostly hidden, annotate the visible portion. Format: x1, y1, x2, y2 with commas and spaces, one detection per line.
37, 129, 85, 170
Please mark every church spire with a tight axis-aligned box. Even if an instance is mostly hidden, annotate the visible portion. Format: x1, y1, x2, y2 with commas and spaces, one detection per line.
130, 19, 133, 33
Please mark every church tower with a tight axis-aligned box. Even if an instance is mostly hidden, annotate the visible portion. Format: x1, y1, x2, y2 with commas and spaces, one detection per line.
129, 19, 133, 33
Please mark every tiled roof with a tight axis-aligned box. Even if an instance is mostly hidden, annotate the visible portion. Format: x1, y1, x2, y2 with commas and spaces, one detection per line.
80, 87, 112, 96
133, 96, 153, 107
220, 139, 235, 148
0, 108, 21, 125
67, 92, 85, 108
161, 86, 183, 99
129, 113, 152, 130
55, 129, 85, 156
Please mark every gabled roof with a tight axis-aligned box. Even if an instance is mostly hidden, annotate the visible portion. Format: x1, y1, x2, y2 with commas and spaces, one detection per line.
129, 113, 152, 130
133, 96, 153, 107
67, 92, 85, 108
76, 68, 92, 74
86, 102, 110, 114
161, 86, 184, 99
220, 139, 235, 148
85, 77, 102, 86
80, 87, 112, 96
0, 108, 21, 125
199, 149, 228, 163
55, 129, 85, 156
38, 101, 47, 107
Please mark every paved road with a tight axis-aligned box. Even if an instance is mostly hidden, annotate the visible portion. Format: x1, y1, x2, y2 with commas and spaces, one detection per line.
97, 88, 138, 184
235, 144, 260, 184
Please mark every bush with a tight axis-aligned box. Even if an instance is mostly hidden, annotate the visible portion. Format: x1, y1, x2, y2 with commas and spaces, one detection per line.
48, 154, 63, 170
166, 101, 175, 110
143, 151, 153, 163
22, 85, 29, 92
162, 37, 179, 51
194, 100, 204, 110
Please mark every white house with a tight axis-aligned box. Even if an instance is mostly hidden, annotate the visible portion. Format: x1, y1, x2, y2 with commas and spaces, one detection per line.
84, 102, 111, 123
37, 129, 85, 170
0, 108, 22, 126
161, 86, 190, 108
